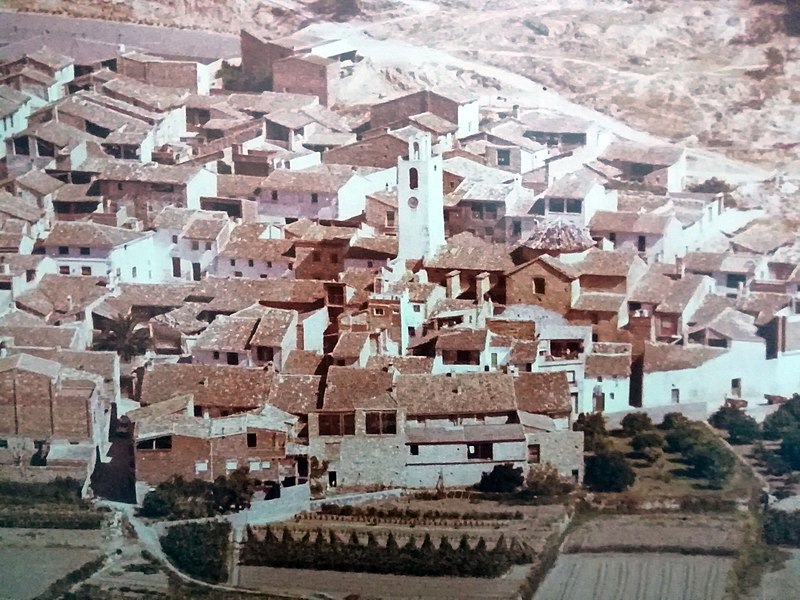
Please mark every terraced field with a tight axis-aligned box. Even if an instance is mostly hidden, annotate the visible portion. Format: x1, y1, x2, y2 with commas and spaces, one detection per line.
533, 553, 733, 600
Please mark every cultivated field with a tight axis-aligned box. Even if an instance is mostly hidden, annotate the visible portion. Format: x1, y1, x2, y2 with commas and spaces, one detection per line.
533, 553, 734, 600
0, 528, 104, 600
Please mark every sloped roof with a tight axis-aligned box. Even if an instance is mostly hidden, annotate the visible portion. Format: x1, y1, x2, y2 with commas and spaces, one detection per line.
425, 232, 514, 272
141, 364, 274, 408
524, 219, 595, 253
513, 372, 571, 417
395, 372, 516, 416
44, 221, 146, 249
0, 352, 61, 379
321, 366, 395, 411
643, 342, 727, 373
600, 140, 685, 166
262, 164, 360, 193
589, 210, 673, 235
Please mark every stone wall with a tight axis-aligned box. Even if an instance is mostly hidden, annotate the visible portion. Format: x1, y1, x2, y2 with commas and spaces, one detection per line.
273, 56, 334, 106
323, 134, 407, 169
525, 429, 584, 481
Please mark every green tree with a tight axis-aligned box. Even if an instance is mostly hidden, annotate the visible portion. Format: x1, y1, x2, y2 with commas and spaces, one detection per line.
660, 412, 691, 430
631, 431, 664, 453
574, 412, 608, 451
160, 521, 230, 582
727, 414, 761, 445
584, 452, 635, 493
478, 464, 524, 493
780, 428, 800, 470
685, 441, 735, 488
93, 314, 150, 361
621, 412, 653, 437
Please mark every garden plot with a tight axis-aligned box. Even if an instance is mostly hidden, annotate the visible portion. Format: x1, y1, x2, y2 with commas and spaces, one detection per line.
533, 553, 733, 600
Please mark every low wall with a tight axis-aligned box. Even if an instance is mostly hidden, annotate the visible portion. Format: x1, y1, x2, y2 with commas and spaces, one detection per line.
228, 483, 310, 528
309, 488, 405, 510
604, 402, 709, 428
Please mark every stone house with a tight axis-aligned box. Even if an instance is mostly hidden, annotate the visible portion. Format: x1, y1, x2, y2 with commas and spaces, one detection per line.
364, 189, 398, 235
0, 84, 36, 159
323, 127, 425, 170
541, 169, 616, 228
11, 169, 64, 219
0, 48, 74, 102
214, 223, 295, 280
370, 89, 480, 140
44, 221, 165, 286
597, 140, 687, 193
480, 119, 550, 174
118, 52, 222, 96
589, 210, 684, 264
682, 252, 769, 298
5, 121, 102, 173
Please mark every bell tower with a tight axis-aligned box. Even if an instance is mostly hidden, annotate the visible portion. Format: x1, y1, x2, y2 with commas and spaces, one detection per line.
397, 133, 445, 261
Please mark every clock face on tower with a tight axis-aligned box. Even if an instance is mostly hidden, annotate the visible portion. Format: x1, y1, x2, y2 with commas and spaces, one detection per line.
407, 196, 419, 208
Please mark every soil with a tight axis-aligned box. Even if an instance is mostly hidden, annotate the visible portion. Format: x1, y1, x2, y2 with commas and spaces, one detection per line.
533, 552, 734, 600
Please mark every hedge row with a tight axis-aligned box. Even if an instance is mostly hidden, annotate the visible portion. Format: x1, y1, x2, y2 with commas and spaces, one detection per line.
763, 509, 800, 546
242, 526, 532, 578
0, 478, 84, 506
0, 510, 104, 529
316, 503, 524, 521
160, 521, 231, 583
33, 556, 106, 600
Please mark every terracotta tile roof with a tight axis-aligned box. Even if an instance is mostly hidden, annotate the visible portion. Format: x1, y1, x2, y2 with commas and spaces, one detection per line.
365, 355, 434, 374
683, 252, 761, 275
729, 220, 797, 255
7, 348, 117, 384
194, 314, 259, 353
573, 248, 641, 277
331, 331, 371, 359
513, 372, 571, 417
442, 156, 514, 185
523, 219, 595, 253
396, 372, 516, 416
425, 232, 514, 272
600, 140, 685, 166
321, 366, 395, 411
17, 120, 101, 148
141, 363, 274, 408
406, 423, 525, 445
572, 292, 626, 313
153, 207, 201, 230
687, 295, 737, 328
267, 374, 321, 414
16, 275, 107, 322
0, 253, 47, 275
193, 277, 328, 312
0, 310, 47, 327
44, 221, 147, 249
545, 168, 602, 199
284, 219, 357, 242
282, 350, 328, 375
216, 174, 266, 199
509, 340, 538, 363
219, 223, 294, 263
263, 164, 360, 193
589, 210, 673, 235
643, 342, 726, 373
736, 292, 791, 326
694, 307, 760, 342
151, 302, 207, 335
408, 111, 457, 134
585, 343, 632, 378
14, 169, 64, 196
26, 47, 74, 70
96, 160, 205, 185
0, 324, 78, 349
518, 110, 593, 134
248, 306, 296, 347
0, 352, 62, 379
629, 270, 708, 314
347, 236, 398, 259
435, 328, 488, 351
182, 216, 227, 241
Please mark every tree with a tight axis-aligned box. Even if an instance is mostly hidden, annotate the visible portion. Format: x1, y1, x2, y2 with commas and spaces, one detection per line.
620, 412, 654, 437
687, 178, 734, 195
631, 431, 664, 453
727, 414, 761, 445
780, 428, 800, 470
478, 463, 524, 493
684, 441, 735, 489
584, 452, 635, 493
574, 412, 608, 452
664, 424, 705, 454
660, 412, 691, 430
93, 314, 150, 361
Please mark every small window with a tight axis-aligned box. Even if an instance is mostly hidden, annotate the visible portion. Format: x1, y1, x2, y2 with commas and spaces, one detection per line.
365, 411, 397, 435
191, 241, 199, 251
373, 307, 384, 316
213, 351, 220, 359
533, 277, 546, 294
0, 439, 7, 448
247, 433, 257, 448
566, 199, 582, 214
311, 193, 318, 204
58, 246, 69, 255
512, 220, 522, 236
131, 267, 137, 278
234, 271, 242, 277
248, 259, 254, 267
496, 148, 511, 166
249, 460, 262, 471
205, 242, 212, 251
549, 198, 565, 213
413, 304, 421, 313
59, 266, 70, 275
79, 247, 90, 255
467, 443, 493, 460
637, 235, 647, 252
409, 167, 419, 190
230, 259, 236, 266
81, 266, 91, 276
386, 211, 395, 226
25, 269, 35, 282
528, 444, 541, 463
225, 459, 238, 471
567, 370, 576, 383
271, 190, 278, 201
172, 235, 178, 244
409, 444, 419, 456
266, 261, 272, 268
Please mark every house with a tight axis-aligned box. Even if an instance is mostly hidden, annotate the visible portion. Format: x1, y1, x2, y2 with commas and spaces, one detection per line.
215, 223, 294, 280
330, 331, 376, 367
92, 160, 218, 226
153, 207, 232, 281
370, 89, 480, 139
541, 169, 616, 227
481, 118, 550, 174
43, 221, 165, 285
0, 253, 57, 300
284, 220, 357, 281
265, 104, 352, 151
0, 84, 35, 158
11, 169, 64, 217
257, 163, 394, 221
517, 109, 608, 156
364, 189, 398, 235
0, 189, 47, 238
15, 274, 108, 327
682, 252, 769, 297
117, 52, 222, 95
596, 140, 687, 193
131, 396, 302, 503
5, 121, 102, 173
580, 342, 632, 414
0, 48, 75, 102
589, 210, 684, 263
323, 127, 427, 170
192, 304, 298, 370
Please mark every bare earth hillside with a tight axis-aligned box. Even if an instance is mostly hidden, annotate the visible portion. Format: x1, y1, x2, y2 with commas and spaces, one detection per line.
9, 0, 800, 213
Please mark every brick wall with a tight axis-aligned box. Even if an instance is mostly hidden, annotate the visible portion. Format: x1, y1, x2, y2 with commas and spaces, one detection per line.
505, 262, 573, 313
370, 92, 429, 130
579, 274, 627, 294
52, 392, 91, 439
273, 56, 334, 106
294, 243, 348, 281
0, 371, 16, 436
240, 32, 291, 81
15, 371, 54, 438
364, 196, 396, 234
323, 135, 407, 169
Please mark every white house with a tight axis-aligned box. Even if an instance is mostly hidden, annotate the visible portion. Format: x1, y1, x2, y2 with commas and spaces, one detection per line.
43, 221, 166, 286
541, 168, 617, 227
214, 222, 294, 280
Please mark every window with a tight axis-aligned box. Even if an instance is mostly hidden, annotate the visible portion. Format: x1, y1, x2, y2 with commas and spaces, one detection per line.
131, 267, 137, 278
58, 246, 69, 255
81, 266, 91, 276
249, 460, 262, 471
0, 439, 7, 448
328, 471, 337, 487
409, 444, 419, 456
386, 211, 395, 227
528, 444, 541, 463
172, 235, 178, 244
671, 388, 680, 404
230, 259, 236, 267
271, 190, 278, 201
59, 266, 70, 275
567, 370, 576, 383
365, 411, 397, 435
153, 183, 175, 193
409, 167, 419, 190
191, 240, 199, 251
373, 307, 384, 316
533, 277, 546, 294
247, 433, 257, 448
266, 261, 272, 268
136, 436, 172, 450
608, 232, 616, 245
234, 271, 242, 277
248, 259, 254, 267
471, 204, 483, 219
225, 459, 238, 471
206, 242, 212, 251
512, 220, 522, 236
318, 413, 356, 436
311, 193, 318, 204
195, 461, 209, 474
497, 148, 511, 166
367, 261, 374, 268
413, 304, 421, 313
726, 273, 746, 289
213, 351, 220, 360
549, 198, 565, 213
566, 199, 582, 214
79, 247, 90, 255
117, 182, 123, 191
257, 346, 274, 362
227, 352, 238, 365
637, 235, 647, 252
26, 269, 35, 282
408, 326, 416, 338
467, 443, 493, 460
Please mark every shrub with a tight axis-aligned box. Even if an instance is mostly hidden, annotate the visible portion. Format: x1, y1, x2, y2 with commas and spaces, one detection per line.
631, 431, 664, 453
642, 447, 663, 464
574, 412, 608, 452
664, 424, 705, 454
660, 412, 691, 431
160, 521, 230, 583
779, 427, 800, 470
620, 412, 654, 437
763, 509, 800, 547
478, 464, 524, 494
687, 177, 735, 195
0, 478, 84, 506
684, 440, 736, 489
709, 406, 744, 430
525, 464, 575, 497
584, 452, 635, 493
763, 395, 800, 440
709, 406, 760, 444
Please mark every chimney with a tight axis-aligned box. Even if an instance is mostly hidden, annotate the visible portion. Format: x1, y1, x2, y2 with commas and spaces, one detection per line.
445, 270, 462, 299
476, 272, 490, 304
675, 256, 685, 279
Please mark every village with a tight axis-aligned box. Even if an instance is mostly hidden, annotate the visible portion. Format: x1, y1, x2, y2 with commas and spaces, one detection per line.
0, 6, 800, 600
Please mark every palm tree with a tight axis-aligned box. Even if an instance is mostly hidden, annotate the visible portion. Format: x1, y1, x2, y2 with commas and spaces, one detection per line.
94, 314, 150, 361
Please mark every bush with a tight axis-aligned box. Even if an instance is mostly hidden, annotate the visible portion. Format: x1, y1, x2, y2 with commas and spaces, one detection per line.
574, 413, 607, 452
763, 395, 800, 440
160, 521, 230, 583
664, 424, 705, 454
763, 509, 800, 547
620, 412, 654, 437
687, 177, 735, 195
660, 412, 691, 431
524, 464, 575, 497
478, 464, 524, 494
584, 452, 635, 493
684, 440, 736, 489
709, 406, 760, 444
631, 431, 664, 453
0, 478, 84, 506
779, 428, 800, 470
